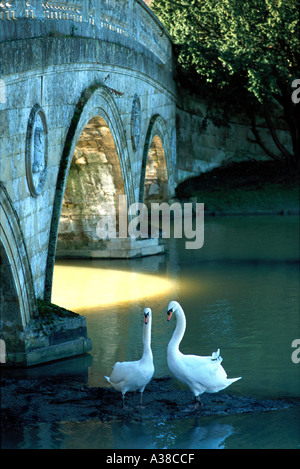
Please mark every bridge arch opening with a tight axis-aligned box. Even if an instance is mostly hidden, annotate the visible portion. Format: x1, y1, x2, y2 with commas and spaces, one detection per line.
57, 116, 125, 252
139, 115, 171, 207
143, 134, 168, 207
45, 85, 135, 301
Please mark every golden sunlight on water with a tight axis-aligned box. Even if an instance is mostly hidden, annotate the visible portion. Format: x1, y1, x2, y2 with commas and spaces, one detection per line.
51, 263, 176, 312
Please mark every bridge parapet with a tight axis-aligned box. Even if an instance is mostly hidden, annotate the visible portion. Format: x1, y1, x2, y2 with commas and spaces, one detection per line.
0, 0, 171, 64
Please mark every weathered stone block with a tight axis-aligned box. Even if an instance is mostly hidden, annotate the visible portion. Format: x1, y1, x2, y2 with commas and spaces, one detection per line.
16, 300, 92, 367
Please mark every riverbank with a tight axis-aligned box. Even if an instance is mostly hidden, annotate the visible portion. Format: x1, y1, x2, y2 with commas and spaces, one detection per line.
175, 160, 299, 213
1, 374, 299, 430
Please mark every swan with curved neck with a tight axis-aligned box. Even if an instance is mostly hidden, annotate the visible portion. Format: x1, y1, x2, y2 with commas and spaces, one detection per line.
105, 308, 154, 409
167, 300, 241, 409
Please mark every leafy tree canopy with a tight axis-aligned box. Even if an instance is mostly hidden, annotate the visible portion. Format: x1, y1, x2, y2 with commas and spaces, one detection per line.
152, 0, 300, 165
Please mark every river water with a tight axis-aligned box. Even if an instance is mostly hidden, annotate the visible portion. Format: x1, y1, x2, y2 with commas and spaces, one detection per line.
5, 216, 300, 448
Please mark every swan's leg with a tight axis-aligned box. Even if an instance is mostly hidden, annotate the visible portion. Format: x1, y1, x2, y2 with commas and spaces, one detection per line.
136, 391, 146, 409
122, 393, 128, 409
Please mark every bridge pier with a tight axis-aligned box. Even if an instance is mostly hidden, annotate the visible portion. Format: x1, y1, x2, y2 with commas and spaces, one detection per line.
17, 300, 92, 367
0, 184, 92, 366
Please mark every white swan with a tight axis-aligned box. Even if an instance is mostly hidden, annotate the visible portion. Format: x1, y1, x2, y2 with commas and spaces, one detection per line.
105, 307, 154, 409
167, 301, 241, 409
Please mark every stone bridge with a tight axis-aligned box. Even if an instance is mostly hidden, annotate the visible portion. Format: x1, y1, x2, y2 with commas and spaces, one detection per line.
0, 0, 177, 365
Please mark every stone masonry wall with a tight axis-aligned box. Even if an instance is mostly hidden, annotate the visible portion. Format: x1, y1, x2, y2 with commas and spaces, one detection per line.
176, 88, 293, 183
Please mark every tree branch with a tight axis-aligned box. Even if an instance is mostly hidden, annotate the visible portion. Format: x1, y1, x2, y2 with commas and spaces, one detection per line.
248, 115, 282, 161
263, 107, 293, 160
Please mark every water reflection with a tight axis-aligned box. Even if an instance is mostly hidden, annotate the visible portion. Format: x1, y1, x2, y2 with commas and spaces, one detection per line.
151, 419, 234, 449
4, 407, 299, 449
52, 264, 176, 311
4, 418, 233, 449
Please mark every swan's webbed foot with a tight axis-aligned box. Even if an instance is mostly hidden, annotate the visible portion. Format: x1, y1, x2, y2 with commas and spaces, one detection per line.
194, 395, 202, 408
191, 399, 202, 411
183, 396, 202, 412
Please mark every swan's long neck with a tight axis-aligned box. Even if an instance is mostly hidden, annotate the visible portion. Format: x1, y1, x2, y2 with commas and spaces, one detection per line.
169, 305, 186, 352
142, 318, 152, 360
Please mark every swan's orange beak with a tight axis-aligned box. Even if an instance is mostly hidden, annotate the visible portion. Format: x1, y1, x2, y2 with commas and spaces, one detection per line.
144, 313, 149, 324
167, 309, 173, 321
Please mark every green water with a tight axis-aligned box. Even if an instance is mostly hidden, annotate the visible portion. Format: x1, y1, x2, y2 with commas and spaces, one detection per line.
3, 216, 300, 449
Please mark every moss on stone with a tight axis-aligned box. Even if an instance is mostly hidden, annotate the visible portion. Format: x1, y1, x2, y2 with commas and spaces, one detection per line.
36, 299, 79, 321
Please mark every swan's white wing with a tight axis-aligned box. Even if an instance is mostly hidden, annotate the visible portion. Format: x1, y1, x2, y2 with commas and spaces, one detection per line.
180, 353, 229, 390
109, 359, 154, 393
211, 349, 222, 362
182, 353, 224, 373
109, 360, 138, 384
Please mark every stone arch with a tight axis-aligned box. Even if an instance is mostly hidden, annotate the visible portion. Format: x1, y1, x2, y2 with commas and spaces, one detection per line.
139, 114, 173, 204
57, 115, 127, 251
45, 85, 134, 301
0, 184, 37, 355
